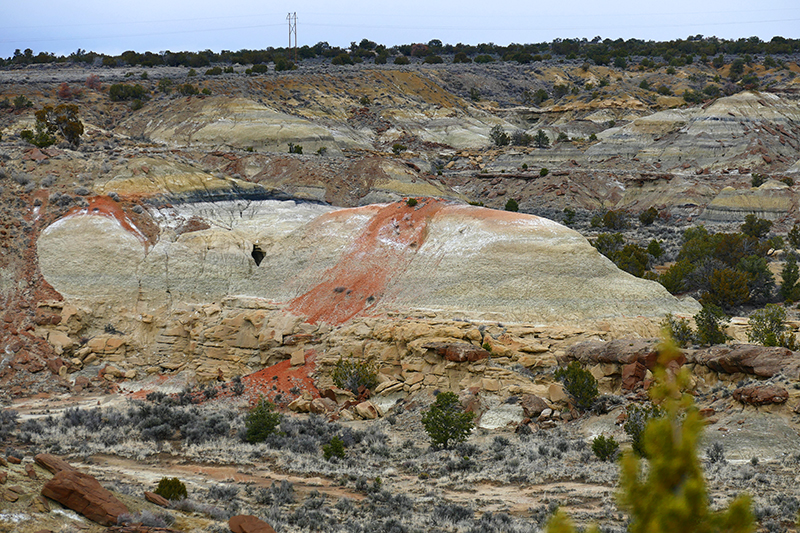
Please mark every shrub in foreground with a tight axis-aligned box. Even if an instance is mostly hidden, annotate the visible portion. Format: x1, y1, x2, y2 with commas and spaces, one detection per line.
553, 361, 598, 411
331, 357, 378, 395
422, 391, 475, 450
245, 397, 282, 443
154, 477, 188, 501
591, 434, 619, 462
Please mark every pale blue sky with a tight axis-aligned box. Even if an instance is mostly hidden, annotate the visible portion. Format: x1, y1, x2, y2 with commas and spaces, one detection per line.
2, 0, 799, 58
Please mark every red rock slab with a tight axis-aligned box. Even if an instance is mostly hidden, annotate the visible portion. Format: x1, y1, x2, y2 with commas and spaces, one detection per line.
25, 463, 37, 479
690, 344, 800, 378
7, 456, 22, 465
41, 470, 128, 526
621, 361, 647, 390
35, 453, 78, 474
732, 384, 789, 406
145, 490, 171, 508
422, 341, 490, 363
565, 339, 670, 369
229, 514, 277, 533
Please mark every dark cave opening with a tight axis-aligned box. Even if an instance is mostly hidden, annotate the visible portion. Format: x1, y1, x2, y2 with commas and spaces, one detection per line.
251, 245, 265, 266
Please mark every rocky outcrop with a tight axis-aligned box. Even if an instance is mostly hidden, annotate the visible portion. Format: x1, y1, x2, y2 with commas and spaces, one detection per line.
732, 384, 789, 405
591, 91, 800, 172
699, 180, 793, 223
421, 342, 490, 362
38, 198, 699, 329
229, 514, 278, 533
564, 339, 664, 368
689, 344, 800, 378
41, 470, 128, 526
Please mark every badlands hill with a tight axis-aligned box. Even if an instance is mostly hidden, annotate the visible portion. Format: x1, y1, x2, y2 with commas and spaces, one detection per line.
0, 57, 798, 392
2, 58, 800, 533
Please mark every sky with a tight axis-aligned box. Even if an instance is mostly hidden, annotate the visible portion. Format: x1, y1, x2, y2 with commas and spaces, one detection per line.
2, 0, 799, 59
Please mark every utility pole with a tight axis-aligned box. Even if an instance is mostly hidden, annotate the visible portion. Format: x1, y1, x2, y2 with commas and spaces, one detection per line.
286, 12, 297, 62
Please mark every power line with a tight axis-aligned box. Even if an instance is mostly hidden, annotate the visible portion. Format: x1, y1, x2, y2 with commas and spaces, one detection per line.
287, 12, 297, 61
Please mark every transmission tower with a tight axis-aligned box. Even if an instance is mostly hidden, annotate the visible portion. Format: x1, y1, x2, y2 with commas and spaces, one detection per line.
287, 12, 297, 61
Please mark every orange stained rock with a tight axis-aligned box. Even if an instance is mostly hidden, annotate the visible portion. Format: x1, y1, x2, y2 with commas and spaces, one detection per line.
62, 196, 151, 248
288, 198, 446, 325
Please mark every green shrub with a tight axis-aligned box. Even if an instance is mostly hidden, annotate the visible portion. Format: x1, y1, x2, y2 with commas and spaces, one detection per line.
591, 435, 619, 462
489, 124, 510, 146
13, 95, 32, 110
245, 397, 282, 443
740, 214, 771, 239
154, 477, 188, 501
187, 68, 197, 77
157, 79, 173, 94
781, 253, 800, 301
394, 55, 410, 65
639, 206, 658, 225
592, 232, 624, 260
704, 267, 750, 311
275, 57, 296, 71
539, 167, 549, 177
332, 53, 354, 66
322, 436, 346, 460
788, 224, 800, 249
250, 64, 269, 74
554, 361, 598, 411
747, 304, 797, 349
534, 130, 550, 148
287, 143, 303, 154
423, 54, 443, 64
331, 357, 378, 394
661, 314, 694, 348
205, 66, 222, 76
201, 88, 212, 95
616, 243, 650, 277
751, 173, 767, 187
406, 198, 418, 207
421, 391, 475, 450
391, 143, 406, 155
647, 239, 663, 259
474, 54, 495, 64
504, 198, 519, 212
659, 259, 694, 294
601, 209, 627, 230
178, 83, 198, 96
624, 403, 664, 457
694, 304, 730, 346
562, 207, 576, 226
22, 104, 83, 148
109, 83, 146, 102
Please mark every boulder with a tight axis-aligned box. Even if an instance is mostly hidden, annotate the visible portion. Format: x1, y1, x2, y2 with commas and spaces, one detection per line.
519, 394, 549, 418
40, 470, 128, 526
422, 341, 490, 363
309, 397, 338, 415
565, 339, 667, 369
732, 384, 789, 406
35, 453, 77, 474
621, 361, 647, 390
229, 514, 278, 533
355, 401, 381, 419
288, 396, 311, 413
690, 344, 800, 378
145, 490, 171, 508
